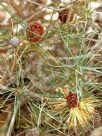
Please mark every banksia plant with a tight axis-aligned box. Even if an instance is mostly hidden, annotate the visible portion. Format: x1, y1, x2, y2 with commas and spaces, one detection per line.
49, 86, 101, 133
66, 96, 100, 130
0, 1, 102, 136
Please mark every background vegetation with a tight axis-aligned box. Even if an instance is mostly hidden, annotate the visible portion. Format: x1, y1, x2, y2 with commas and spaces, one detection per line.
0, 0, 102, 136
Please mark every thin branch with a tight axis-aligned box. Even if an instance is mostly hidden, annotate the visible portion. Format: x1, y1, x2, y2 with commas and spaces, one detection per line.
26, 0, 76, 11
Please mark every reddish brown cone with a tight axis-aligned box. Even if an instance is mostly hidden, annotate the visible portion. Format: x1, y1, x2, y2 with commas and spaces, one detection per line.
27, 21, 44, 43
65, 92, 78, 109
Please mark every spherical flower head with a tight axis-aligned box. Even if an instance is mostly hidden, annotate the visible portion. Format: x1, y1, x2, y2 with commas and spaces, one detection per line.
26, 21, 45, 43
9, 36, 20, 46
65, 92, 78, 109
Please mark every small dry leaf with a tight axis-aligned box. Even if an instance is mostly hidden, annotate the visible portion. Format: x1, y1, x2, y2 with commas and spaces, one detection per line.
58, 8, 75, 23
26, 128, 40, 136
90, 127, 102, 136
91, 3, 102, 27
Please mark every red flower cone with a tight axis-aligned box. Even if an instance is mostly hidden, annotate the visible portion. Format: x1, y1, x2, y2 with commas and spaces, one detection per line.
65, 92, 78, 109
27, 21, 45, 43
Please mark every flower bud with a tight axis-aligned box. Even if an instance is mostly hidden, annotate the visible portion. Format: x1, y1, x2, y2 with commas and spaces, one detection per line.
26, 21, 45, 43
9, 36, 20, 46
